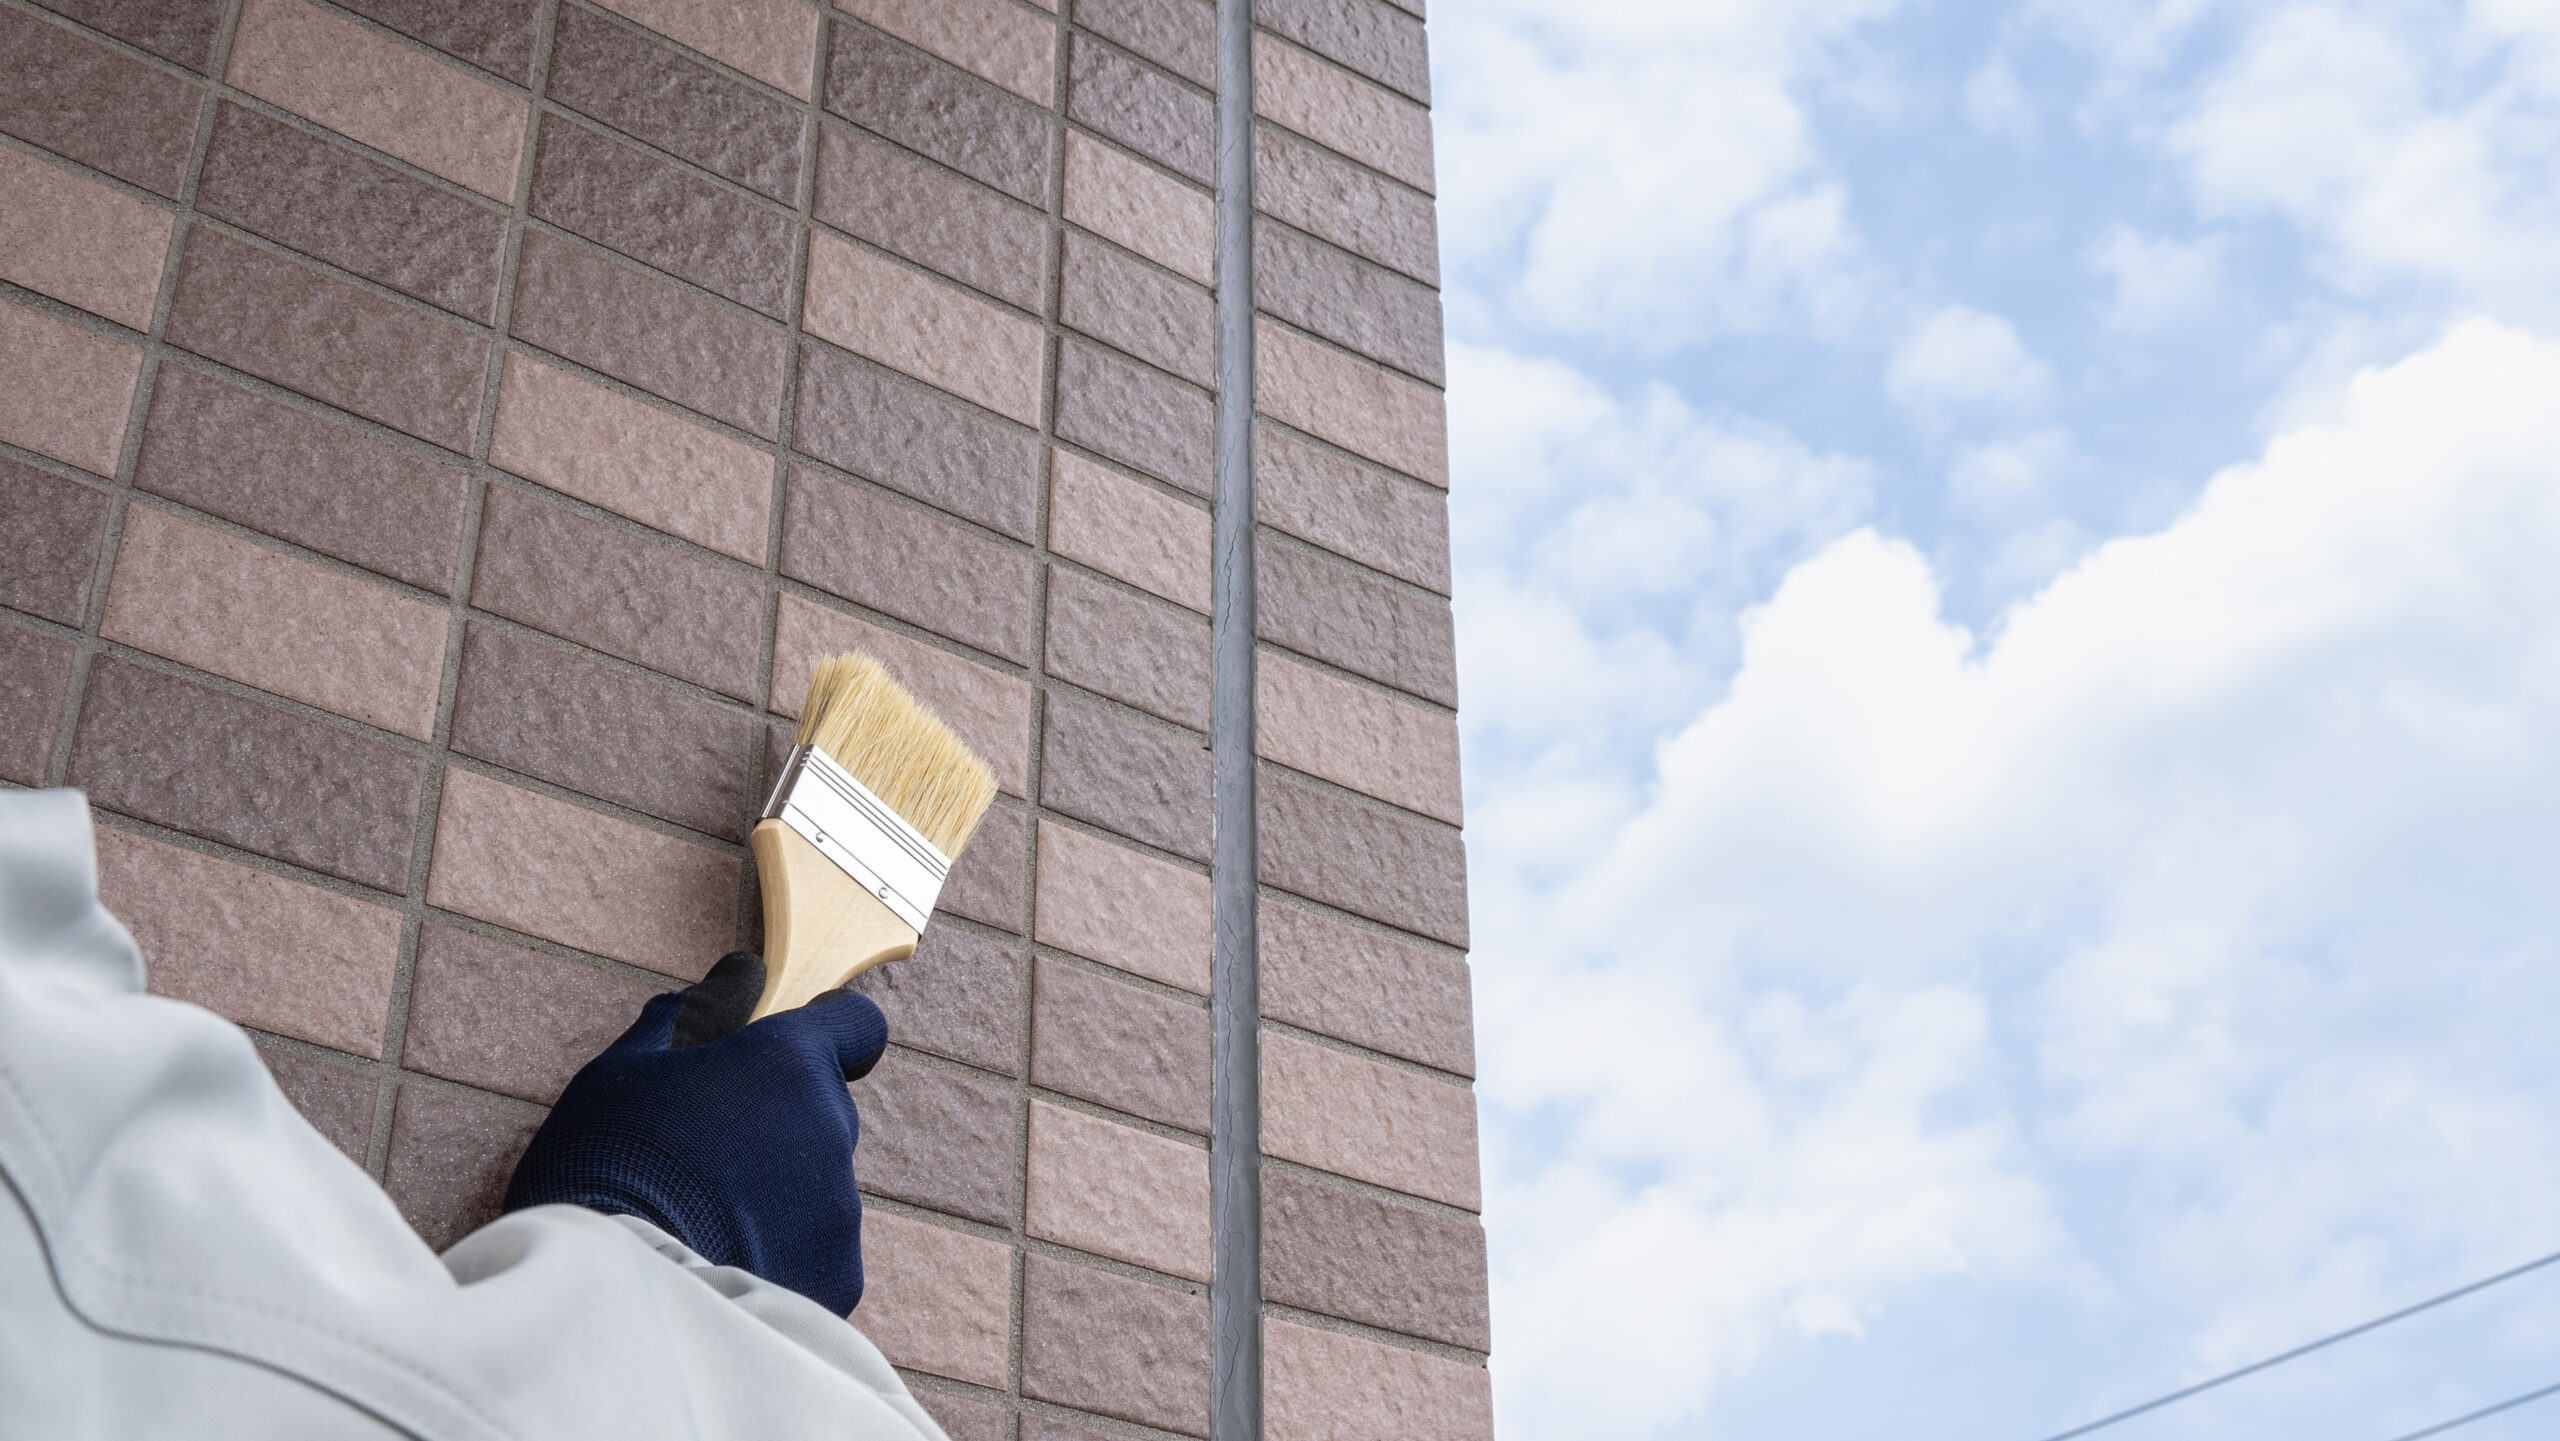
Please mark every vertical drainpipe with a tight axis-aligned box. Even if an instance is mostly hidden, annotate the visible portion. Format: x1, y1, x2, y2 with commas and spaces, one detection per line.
1209, 0, 1261, 1438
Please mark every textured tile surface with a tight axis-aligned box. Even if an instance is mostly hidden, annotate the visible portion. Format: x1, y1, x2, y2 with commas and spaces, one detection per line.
0, 144, 174, 330
103, 506, 451, 738
1061, 231, 1214, 387
1048, 452, 1210, 613
858, 1212, 1015, 1388
858, 922, 1024, 1074
0, 8, 202, 197
1258, 536, 1457, 706
805, 233, 1046, 426
259, 1046, 377, 1162
1255, 223, 1444, 387
1259, 766, 1467, 948
921, 1391, 1011, 1441
1039, 692, 1212, 862
772, 591, 1036, 795
795, 343, 1042, 541
0, 299, 143, 476
851, 1055, 1022, 1227
197, 102, 508, 325
938, 797, 1029, 930
782, 467, 1035, 661
824, 23, 1052, 205
1258, 651, 1461, 823
227, 0, 528, 200
1063, 130, 1213, 286
1264, 1320, 1494, 1441
1033, 821, 1211, 992
135, 366, 468, 594
549, 4, 806, 202
1068, 36, 1211, 185
1254, 422, 1448, 593
403, 923, 661, 1103
1262, 899, 1473, 1076
1257, 0, 1431, 104
815, 121, 1049, 312
95, 824, 403, 1056
1262, 1030, 1480, 1209
427, 767, 739, 980
471, 486, 765, 699
1256, 36, 1433, 193
839, 0, 1056, 103
593, 0, 819, 98
510, 229, 789, 438
1257, 320, 1447, 485
1055, 338, 1212, 497
165, 230, 488, 452
1031, 956, 1210, 1133
1046, 568, 1210, 728
530, 117, 797, 317
1026, 1100, 1212, 1280
1264, 1167, 1491, 1348
383, 1084, 542, 1250
0, 458, 111, 625
0, 627, 73, 784
72, 659, 427, 892
33, 0, 227, 71
1022, 1255, 1210, 1437
1079, 0, 1214, 88
491, 353, 774, 563
1255, 125, 1438, 287
336, 0, 541, 84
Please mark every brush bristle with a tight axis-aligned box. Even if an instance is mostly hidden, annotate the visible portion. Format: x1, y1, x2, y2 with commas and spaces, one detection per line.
793, 653, 998, 859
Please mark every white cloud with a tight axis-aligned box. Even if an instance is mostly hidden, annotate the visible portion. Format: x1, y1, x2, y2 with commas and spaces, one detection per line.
2088, 224, 2223, 331
1471, 322, 2560, 1436
1886, 305, 2054, 419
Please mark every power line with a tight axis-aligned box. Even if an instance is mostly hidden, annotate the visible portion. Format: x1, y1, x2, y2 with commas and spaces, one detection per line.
2381, 1378, 2560, 1441
2029, 1246, 2560, 1441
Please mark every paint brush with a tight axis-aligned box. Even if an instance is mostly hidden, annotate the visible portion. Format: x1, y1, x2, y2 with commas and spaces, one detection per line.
750, 653, 997, 1020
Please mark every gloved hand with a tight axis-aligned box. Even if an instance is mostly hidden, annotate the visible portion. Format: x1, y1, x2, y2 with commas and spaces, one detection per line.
502, 951, 888, 1315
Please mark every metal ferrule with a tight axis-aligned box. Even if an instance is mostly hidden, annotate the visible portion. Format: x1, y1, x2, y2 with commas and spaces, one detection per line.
760, 743, 950, 932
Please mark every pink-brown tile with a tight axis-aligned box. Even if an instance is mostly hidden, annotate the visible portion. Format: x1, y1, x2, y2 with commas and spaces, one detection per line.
490, 354, 773, 564
1034, 820, 1211, 993
592, 0, 822, 99
1265, 1319, 1494, 1441
102, 507, 450, 739
0, 146, 174, 331
0, 299, 142, 476
1262, 1030, 1481, 1210
857, 1210, 1014, 1386
772, 592, 1034, 796
1255, 39, 1434, 194
804, 232, 1046, 425
1063, 130, 1212, 286
1256, 320, 1448, 486
1258, 652, 1461, 824
1048, 451, 1210, 613
1026, 1100, 1211, 1280
838, 0, 1055, 103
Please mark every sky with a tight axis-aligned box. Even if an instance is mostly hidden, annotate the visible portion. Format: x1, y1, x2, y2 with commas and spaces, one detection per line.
1429, 2, 2560, 1438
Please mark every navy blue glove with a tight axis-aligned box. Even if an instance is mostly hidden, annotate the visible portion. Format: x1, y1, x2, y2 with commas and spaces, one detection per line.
502, 951, 888, 1315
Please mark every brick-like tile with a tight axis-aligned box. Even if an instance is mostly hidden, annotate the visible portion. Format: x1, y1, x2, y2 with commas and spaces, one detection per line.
815, 122, 1048, 313
102, 507, 450, 739
1031, 956, 1209, 1133
491, 353, 773, 563
1265, 1320, 1493, 1441
1256, 36, 1432, 193
227, 0, 527, 200
197, 102, 508, 325
0, 145, 174, 331
1027, 1100, 1211, 1280
471, 486, 765, 699
1262, 898, 1472, 1076
135, 366, 468, 595
1259, 652, 1460, 824
511, 230, 789, 439
592, 0, 820, 99
1264, 1168, 1490, 1349
33, 0, 226, 71
795, 343, 1042, 541
823, 23, 1052, 206
1063, 130, 1212, 286
1022, 1414, 1124, 1441
0, 299, 142, 476
839, 0, 1056, 104
850, 1055, 1022, 1227
781, 467, 1034, 662
938, 796, 1028, 930
335, 0, 541, 84
402, 923, 661, 1104
0, 626, 75, 784
1078, 0, 1213, 88
1022, 1255, 1210, 1437
1039, 693, 1211, 862
452, 623, 760, 839
1257, 0, 1429, 104
921, 1393, 1008, 1441
1256, 125, 1437, 287
772, 591, 1036, 796
858, 1212, 1014, 1384
1046, 568, 1209, 729
72, 660, 427, 890
805, 234, 1045, 426
1033, 820, 1209, 993
427, 767, 740, 980
1258, 321, 1447, 486
94, 824, 403, 1056
0, 9, 201, 197
1048, 452, 1210, 614
1262, 1030, 1478, 1209
165, 230, 488, 452
257, 1046, 376, 1162
383, 1084, 542, 1252
858, 921, 1023, 1074
1061, 231, 1213, 387
0, 457, 111, 625
1256, 222, 1443, 388
549, 5, 806, 203
1068, 36, 1212, 185
1258, 537, 1456, 706
530, 117, 798, 318
1255, 422, 1448, 593
1259, 766, 1466, 948
1055, 338, 1212, 497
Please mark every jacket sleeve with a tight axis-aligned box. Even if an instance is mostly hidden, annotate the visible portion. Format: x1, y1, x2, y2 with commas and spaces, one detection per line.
0, 789, 947, 1441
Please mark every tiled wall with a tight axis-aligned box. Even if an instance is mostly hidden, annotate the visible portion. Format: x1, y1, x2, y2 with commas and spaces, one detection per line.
0, 0, 1482, 1436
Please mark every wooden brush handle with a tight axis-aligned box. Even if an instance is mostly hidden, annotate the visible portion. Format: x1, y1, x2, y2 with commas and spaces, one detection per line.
749, 818, 920, 1021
